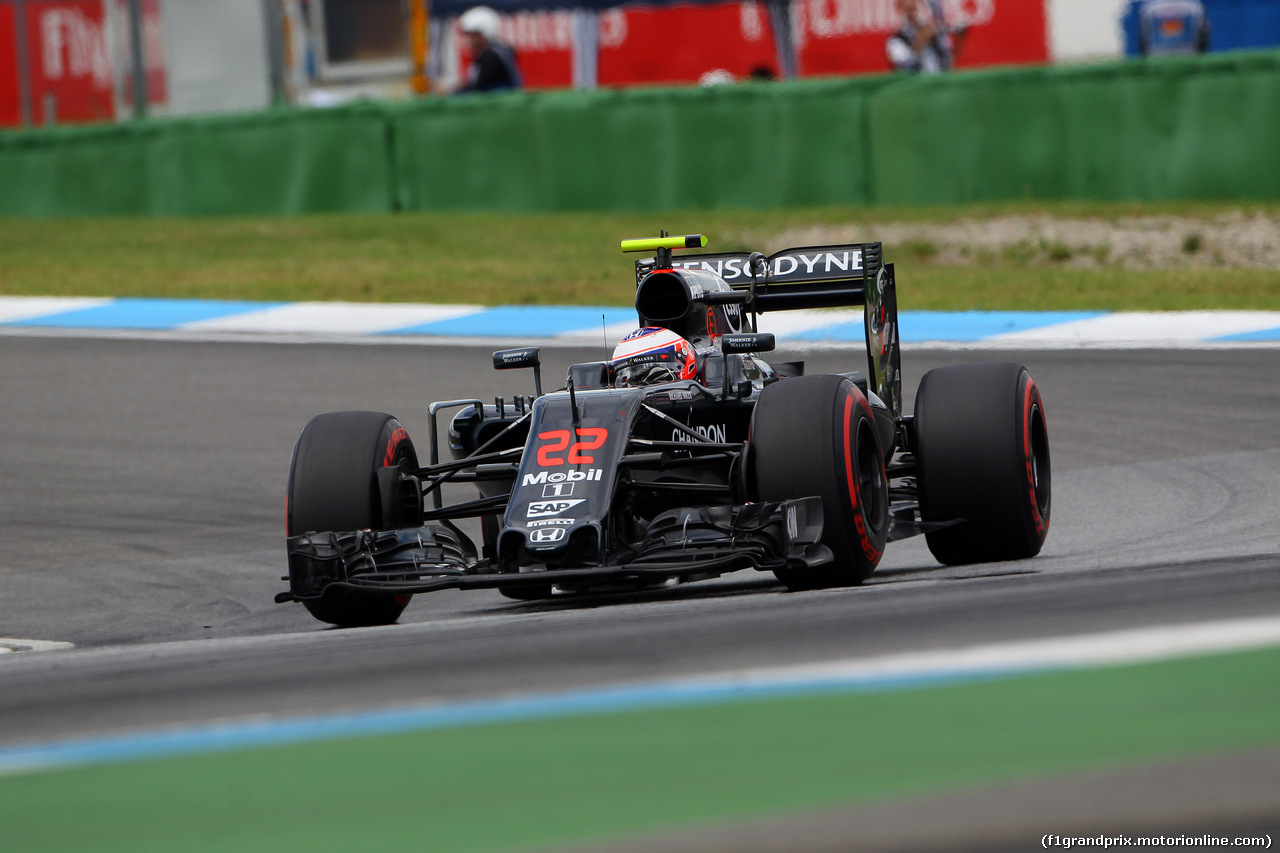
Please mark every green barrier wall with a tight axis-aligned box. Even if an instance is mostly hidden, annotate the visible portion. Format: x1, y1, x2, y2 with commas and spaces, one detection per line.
0, 103, 393, 217
867, 50, 1280, 206
1, 50, 1278, 217
390, 76, 889, 212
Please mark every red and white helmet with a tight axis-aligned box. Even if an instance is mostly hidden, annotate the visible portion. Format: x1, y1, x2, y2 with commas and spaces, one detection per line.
611, 327, 698, 386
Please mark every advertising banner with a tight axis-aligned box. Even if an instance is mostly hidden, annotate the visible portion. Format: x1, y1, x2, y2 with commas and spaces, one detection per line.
114, 0, 167, 109
598, 2, 778, 85
0, 0, 168, 128
455, 0, 1047, 89
797, 0, 1048, 75
489, 8, 579, 86
24, 0, 114, 123
1, 3, 20, 125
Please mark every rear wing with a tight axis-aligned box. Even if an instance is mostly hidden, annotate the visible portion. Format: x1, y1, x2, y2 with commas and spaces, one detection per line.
635, 243, 883, 312
626, 235, 900, 418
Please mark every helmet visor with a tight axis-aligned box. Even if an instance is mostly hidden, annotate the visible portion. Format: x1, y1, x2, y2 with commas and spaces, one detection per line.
613, 360, 678, 387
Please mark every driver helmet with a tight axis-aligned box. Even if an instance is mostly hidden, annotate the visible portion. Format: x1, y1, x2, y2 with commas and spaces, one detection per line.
459, 6, 502, 40
611, 327, 698, 386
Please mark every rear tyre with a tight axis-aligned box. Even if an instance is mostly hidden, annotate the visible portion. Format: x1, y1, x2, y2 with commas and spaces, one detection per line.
914, 362, 1050, 565
287, 411, 418, 627
751, 375, 888, 590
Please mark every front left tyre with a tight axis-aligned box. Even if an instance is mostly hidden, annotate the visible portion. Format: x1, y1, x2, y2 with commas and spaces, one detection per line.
287, 410, 417, 627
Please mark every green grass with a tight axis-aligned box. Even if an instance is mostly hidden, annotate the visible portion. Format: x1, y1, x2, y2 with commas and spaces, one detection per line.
1, 201, 1278, 310
3, 646, 1279, 853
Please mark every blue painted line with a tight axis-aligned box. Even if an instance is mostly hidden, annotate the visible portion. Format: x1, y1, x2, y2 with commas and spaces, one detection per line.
384, 306, 637, 337
2, 299, 1276, 344
898, 311, 1107, 342
0, 664, 1033, 776
1213, 325, 1280, 342
789, 311, 1106, 343
5, 299, 285, 330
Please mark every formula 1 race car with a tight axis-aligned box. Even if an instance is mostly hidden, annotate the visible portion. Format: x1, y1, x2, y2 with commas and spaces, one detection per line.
277, 234, 1051, 627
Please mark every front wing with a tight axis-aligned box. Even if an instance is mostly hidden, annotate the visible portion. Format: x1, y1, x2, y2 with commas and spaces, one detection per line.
276, 497, 830, 601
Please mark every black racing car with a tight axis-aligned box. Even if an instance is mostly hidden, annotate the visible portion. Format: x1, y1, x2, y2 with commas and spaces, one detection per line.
277, 234, 1051, 627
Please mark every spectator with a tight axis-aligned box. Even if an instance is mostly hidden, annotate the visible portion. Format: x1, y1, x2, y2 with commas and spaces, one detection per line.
1138, 0, 1210, 56
885, 0, 968, 74
698, 69, 735, 86
454, 6, 522, 94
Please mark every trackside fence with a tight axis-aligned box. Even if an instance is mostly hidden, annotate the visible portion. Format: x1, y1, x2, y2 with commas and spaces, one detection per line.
1, 50, 1279, 217
867, 49, 1280, 205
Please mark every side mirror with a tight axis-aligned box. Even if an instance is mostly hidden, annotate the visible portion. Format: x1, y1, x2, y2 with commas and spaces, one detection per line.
493, 347, 543, 397
493, 347, 540, 370
720, 333, 775, 354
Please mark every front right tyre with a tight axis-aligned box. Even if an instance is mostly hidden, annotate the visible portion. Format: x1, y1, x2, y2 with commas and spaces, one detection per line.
751, 374, 889, 590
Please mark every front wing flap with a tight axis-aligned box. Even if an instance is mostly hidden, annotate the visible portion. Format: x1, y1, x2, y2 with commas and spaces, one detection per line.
281, 526, 471, 601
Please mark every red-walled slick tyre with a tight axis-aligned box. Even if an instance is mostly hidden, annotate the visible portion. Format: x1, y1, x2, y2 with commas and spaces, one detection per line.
287, 411, 417, 627
914, 362, 1051, 566
751, 374, 889, 590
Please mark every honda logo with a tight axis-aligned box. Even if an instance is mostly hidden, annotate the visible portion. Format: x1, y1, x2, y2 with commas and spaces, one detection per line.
529, 527, 566, 543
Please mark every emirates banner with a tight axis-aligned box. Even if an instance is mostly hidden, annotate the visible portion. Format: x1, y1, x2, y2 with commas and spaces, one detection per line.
460, 0, 1048, 88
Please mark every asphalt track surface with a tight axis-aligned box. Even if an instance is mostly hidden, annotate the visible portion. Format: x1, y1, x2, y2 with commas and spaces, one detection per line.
1, 334, 1278, 847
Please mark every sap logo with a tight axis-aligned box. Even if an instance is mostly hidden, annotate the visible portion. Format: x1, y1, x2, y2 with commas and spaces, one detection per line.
542, 482, 575, 498
522, 469, 604, 487
527, 518, 574, 527
527, 499, 585, 518
672, 424, 726, 444
528, 527, 566, 543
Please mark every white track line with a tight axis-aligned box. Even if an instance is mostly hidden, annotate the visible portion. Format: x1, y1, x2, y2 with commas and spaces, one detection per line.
991, 311, 1280, 344
0, 296, 111, 323
0, 638, 75, 654
715, 615, 1280, 690
180, 301, 484, 334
